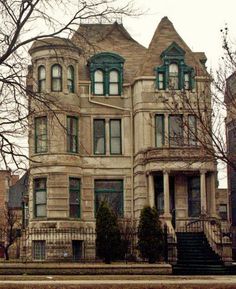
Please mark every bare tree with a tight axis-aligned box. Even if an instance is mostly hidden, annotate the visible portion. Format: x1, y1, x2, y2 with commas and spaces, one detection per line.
0, 0, 137, 171
0, 205, 20, 260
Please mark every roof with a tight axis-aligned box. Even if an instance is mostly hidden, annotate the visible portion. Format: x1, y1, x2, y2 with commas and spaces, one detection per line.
137, 17, 207, 77
72, 22, 147, 82
8, 172, 28, 209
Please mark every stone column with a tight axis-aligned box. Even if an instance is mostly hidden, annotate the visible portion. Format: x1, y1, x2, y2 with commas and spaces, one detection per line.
210, 172, 217, 216
164, 114, 169, 146
148, 173, 155, 208
163, 170, 171, 218
200, 170, 207, 214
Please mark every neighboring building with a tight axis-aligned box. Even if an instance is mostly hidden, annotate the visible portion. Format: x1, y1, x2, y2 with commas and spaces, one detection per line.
26, 17, 230, 261
225, 72, 236, 258
0, 170, 19, 214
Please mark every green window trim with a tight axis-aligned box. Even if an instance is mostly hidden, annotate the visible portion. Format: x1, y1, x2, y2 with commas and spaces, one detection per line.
69, 178, 81, 218
109, 119, 122, 155
67, 65, 75, 93
88, 52, 125, 96
67, 116, 78, 153
155, 114, 165, 147
155, 42, 195, 91
94, 119, 106, 155
51, 64, 62, 92
94, 179, 123, 217
34, 178, 47, 218
35, 116, 47, 153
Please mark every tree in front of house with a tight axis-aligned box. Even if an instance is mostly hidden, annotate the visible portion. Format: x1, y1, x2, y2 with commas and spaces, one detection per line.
96, 201, 122, 263
137, 206, 164, 263
0, 205, 20, 260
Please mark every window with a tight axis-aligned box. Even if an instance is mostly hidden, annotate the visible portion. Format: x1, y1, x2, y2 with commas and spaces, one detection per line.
188, 115, 197, 146
169, 115, 183, 146
156, 42, 194, 91
33, 240, 45, 260
109, 70, 119, 95
155, 114, 165, 147
110, 119, 121, 154
34, 178, 47, 218
94, 119, 105, 155
35, 116, 47, 153
169, 63, 179, 89
89, 52, 124, 96
188, 176, 200, 217
67, 66, 74, 93
94, 70, 104, 95
69, 178, 80, 218
95, 180, 123, 216
67, 116, 78, 153
51, 64, 62, 92
219, 204, 227, 220
38, 65, 46, 92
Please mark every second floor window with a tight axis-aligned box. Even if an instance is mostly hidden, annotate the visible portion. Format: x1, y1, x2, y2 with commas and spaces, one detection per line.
67, 116, 78, 153
94, 70, 104, 95
35, 116, 47, 153
188, 115, 197, 146
51, 64, 62, 92
110, 119, 121, 154
109, 70, 119, 95
38, 65, 46, 92
169, 115, 183, 147
94, 119, 105, 155
155, 114, 165, 147
34, 178, 47, 218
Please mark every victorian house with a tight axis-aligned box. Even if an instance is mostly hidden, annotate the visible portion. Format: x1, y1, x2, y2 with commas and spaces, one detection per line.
27, 17, 231, 265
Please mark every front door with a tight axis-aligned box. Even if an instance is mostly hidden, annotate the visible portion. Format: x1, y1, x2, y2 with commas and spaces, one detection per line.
188, 176, 201, 217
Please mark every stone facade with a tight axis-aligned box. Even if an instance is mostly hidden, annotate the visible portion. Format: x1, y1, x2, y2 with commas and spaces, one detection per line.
27, 17, 229, 261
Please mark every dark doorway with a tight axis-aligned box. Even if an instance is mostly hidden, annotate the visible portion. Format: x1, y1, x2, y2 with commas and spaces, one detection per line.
72, 240, 83, 261
188, 176, 201, 217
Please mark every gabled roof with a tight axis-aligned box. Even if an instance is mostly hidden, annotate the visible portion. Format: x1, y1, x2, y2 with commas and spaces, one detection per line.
72, 22, 147, 83
137, 16, 207, 77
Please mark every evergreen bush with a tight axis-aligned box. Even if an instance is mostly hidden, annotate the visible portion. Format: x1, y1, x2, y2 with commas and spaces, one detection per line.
137, 206, 164, 263
95, 201, 122, 263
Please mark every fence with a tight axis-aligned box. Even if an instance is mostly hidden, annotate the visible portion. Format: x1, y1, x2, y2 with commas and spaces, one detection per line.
1, 226, 170, 263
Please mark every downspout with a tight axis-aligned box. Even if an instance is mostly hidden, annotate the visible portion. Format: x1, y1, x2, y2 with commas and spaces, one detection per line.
88, 85, 134, 223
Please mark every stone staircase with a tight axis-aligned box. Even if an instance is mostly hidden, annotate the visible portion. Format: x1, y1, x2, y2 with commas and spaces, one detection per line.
173, 232, 228, 275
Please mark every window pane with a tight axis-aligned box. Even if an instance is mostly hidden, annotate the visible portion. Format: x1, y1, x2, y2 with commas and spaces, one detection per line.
52, 65, 61, 77
67, 117, 78, 153
34, 178, 46, 190
110, 70, 118, 82
156, 115, 164, 147
188, 177, 200, 217
188, 115, 197, 146
36, 190, 46, 204
110, 138, 121, 154
169, 115, 183, 146
94, 83, 104, 95
39, 80, 46, 92
94, 70, 103, 82
68, 66, 74, 80
36, 204, 46, 217
94, 120, 105, 154
69, 178, 80, 218
109, 83, 119, 95
70, 204, 80, 218
38, 66, 45, 80
110, 120, 120, 137
169, 63, 179, 89
52, 79, 62, 91
33, 241, 45, 260
95, 180, 123, 216
158, 73, 164, 90
35, 117, 47, 153
69, 178, 80, 189
184, 73, 190, 89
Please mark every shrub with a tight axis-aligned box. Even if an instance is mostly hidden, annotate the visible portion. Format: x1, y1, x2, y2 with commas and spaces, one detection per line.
137, 206, 164, 263
96, 201, 121, 263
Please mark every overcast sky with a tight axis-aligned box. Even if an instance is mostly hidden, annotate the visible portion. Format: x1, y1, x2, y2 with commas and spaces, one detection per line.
123, 0, 236, 71
122, 0, 236, 187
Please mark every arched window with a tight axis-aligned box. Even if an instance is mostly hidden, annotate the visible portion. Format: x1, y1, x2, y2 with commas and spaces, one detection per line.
51, 64, 62, 92
67, 66, 74, 93
169, 63, 179, 89
94, 70, 104, 95
38, 65, 46, 92
109, 70, 119, 95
